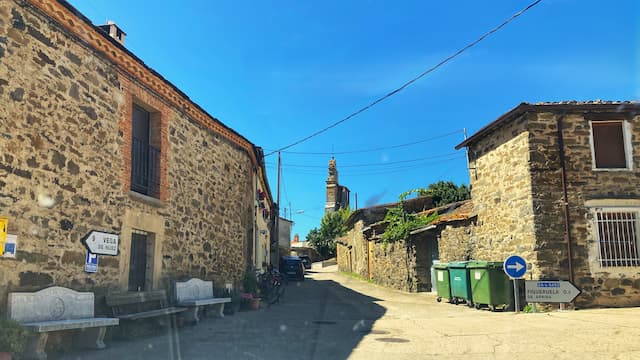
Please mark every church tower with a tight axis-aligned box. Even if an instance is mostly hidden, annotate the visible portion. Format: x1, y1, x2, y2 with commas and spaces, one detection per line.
325, 157, 350, 213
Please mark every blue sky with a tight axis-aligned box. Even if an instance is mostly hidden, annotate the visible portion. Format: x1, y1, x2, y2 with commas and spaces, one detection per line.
71, 0, 638, 240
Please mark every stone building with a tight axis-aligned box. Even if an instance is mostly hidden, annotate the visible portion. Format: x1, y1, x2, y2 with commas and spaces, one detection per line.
335, 196, 474, 292
0, 0, 273, 314
325, 157, 350, 213
448, 101, 640, 308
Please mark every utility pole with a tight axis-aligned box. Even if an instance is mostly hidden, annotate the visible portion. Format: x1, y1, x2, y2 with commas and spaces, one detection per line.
275, 151, 281, 269
355, 193, 358, 210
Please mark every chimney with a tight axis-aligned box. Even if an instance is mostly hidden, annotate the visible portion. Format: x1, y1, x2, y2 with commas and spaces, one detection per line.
98, 20, 126, 45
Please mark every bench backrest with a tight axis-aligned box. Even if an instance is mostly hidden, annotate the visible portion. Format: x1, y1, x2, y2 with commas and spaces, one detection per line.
175, 278, 214, 303
8, 287, 95, 323
105, 290, 168, 316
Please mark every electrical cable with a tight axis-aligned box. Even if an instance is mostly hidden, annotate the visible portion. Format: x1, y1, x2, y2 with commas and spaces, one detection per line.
264, 0, 542, 156
267, 155, 466, 176
266, 152, 460, 168
265, 129, 463, 155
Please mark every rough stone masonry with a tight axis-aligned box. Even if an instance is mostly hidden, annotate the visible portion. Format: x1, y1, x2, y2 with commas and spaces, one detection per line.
0, 0, 264, 315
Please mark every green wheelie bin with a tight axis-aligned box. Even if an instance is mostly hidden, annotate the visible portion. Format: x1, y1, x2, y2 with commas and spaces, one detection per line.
448, 261, 473, 307
433, 263, 451, 303
468, 261, 513, 311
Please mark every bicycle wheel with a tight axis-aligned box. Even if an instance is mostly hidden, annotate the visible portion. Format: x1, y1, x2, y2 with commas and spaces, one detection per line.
266, 285, 279, 305
277, 281, 286, 300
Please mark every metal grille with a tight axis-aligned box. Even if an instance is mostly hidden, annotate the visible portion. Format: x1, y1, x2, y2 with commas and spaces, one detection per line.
596, 210, 640, 267
131, 137, 160, 198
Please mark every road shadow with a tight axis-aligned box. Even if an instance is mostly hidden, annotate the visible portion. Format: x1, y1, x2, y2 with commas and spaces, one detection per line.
56, 276, 385, 360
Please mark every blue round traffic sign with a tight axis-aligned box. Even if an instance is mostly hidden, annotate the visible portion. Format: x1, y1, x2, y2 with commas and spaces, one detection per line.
503, 255, 527, 279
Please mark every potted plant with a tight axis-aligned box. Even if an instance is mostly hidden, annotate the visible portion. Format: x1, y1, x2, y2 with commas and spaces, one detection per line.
226, 290, 242, 315
0, 319, 29, 360
241, 271, 261, 310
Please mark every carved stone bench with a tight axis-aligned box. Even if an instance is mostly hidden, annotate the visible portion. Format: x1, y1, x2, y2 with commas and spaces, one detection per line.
106, 290, 186, 336
174, 278, 231, 323
8, 287, 119, 360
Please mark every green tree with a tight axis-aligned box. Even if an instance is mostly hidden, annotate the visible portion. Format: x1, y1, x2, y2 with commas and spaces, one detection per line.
381, 190, 439, 245
306, 208, 351, 258
418, 180, 470, 207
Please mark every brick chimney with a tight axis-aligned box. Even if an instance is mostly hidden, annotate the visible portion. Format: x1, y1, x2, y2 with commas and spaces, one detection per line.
98, 20, 126, 45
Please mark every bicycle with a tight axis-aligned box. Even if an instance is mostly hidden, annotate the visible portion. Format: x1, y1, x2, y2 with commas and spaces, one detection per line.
258, 268, 286, 305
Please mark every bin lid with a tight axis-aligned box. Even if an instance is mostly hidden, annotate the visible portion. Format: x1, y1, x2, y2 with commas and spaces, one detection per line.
467, 261, 503, 269
447, 261, 469, 268
433, 263, 448, 270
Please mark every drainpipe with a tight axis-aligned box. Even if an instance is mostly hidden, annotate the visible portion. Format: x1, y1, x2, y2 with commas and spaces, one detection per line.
556, 113, 574, 284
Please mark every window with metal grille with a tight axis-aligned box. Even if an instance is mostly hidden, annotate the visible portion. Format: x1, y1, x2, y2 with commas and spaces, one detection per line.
130, 104, 160, 198
595, 209, 640, 267
591, 121, 630, 169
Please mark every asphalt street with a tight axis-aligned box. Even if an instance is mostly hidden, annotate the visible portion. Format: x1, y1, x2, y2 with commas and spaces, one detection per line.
57, 265, 640, 360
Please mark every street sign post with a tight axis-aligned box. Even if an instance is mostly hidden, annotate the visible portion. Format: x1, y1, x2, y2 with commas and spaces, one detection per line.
504, 255, 527, 313
525, 280, 580, 303
82, 231, 119, 256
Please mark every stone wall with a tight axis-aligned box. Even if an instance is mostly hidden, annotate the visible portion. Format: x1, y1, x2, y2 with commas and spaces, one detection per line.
0, 0, 258, 314
528, 112, 640, 307
467, 114, 538, 264
438, 220, 476, 263
337, 220, 369, 279
371, 240, 417, 292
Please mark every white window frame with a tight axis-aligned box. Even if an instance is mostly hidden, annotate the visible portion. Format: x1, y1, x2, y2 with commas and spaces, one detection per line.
589, 120, 633, 171
593, 206, 640, 268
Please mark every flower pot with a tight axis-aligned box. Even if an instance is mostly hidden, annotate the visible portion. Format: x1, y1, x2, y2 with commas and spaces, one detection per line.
249, 298, 260, 310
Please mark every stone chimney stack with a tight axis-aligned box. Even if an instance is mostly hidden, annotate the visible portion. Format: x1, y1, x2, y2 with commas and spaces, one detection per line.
98, 20, 126, 45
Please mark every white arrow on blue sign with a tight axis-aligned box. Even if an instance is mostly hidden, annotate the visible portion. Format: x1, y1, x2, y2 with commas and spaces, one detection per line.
503, 255, 527, 279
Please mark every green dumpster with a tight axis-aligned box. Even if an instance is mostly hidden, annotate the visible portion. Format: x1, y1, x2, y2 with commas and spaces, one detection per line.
433, 263, 451, 303
468, 261, 513, 311
448, 261, 473, 307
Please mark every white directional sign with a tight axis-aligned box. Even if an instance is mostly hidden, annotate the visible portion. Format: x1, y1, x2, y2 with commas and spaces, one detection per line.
525, 280, 581, 303
82, 231, 119, 256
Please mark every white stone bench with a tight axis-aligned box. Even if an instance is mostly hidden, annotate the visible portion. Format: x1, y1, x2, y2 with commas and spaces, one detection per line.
174, 278, 231, 323
8, 287, 119, 360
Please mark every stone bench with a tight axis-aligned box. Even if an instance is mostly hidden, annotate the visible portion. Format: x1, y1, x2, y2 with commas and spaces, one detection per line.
105, 290, 186, 334
174, 278, 231, 323
8, 286, 119, 360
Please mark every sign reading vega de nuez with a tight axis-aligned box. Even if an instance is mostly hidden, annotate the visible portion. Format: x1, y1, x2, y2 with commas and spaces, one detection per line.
82, 231, 119, 256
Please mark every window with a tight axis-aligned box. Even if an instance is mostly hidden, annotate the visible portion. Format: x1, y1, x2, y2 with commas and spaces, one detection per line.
595, 209, 640, 267
130, 104, 160, 197
591, 121, 631, 169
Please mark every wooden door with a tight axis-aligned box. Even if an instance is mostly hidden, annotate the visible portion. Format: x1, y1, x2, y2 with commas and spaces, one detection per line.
128, 232, 148, 291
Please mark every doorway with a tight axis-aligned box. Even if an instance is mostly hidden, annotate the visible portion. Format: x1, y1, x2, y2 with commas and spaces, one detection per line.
128, 231, 149, 291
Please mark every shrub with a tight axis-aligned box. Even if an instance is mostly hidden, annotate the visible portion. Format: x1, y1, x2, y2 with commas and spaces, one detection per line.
0, 319, 29, 357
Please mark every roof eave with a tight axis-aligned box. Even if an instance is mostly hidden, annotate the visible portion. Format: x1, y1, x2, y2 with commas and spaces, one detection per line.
455, 102, 640, 150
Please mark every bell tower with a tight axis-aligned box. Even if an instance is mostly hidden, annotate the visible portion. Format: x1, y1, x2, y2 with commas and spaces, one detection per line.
325, 157, 338, 213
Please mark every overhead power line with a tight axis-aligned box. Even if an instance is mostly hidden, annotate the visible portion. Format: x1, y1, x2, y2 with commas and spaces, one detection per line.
265, 129, 463, 155
265, 0, 543, 157
265, 154, 466, 176
266, 152, 460, 168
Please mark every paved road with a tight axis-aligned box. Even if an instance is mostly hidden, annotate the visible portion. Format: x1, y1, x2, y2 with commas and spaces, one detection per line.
59, 265, 640, 360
